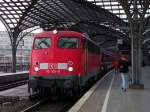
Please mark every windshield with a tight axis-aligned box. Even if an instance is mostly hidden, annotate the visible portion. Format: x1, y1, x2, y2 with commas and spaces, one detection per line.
34, 38, 51, 49
58, 37, 78, 48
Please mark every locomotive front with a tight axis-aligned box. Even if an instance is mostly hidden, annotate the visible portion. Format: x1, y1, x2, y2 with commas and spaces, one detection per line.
28, 31, 84, 96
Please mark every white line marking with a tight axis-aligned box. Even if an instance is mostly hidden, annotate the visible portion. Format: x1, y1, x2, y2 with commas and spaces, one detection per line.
101, 75, 114, 112
68, 70, 113, 112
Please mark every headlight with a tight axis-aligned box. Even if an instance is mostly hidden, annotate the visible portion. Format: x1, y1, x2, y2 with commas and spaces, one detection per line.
68, 67, 73, 72
52, 29, 58, 34
34, 67, 39, 72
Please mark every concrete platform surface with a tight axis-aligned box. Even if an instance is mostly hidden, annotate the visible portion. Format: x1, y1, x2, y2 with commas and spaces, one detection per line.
69, 66, 150, 112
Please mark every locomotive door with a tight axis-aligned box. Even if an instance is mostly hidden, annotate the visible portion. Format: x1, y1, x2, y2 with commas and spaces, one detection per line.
84, 41, 88, 74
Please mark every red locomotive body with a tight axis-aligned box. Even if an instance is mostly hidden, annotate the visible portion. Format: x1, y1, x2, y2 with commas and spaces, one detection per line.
28, 31, 102, 97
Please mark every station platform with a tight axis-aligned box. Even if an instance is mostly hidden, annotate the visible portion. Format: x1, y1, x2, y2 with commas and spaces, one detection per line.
0, 71, 28, 76
69, 66, 150, 112
0, 71, 28, 85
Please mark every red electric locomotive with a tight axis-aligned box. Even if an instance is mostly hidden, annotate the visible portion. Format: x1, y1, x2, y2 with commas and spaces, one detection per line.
28, 30, 102, 97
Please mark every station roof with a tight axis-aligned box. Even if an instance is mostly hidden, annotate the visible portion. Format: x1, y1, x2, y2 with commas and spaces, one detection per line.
0, 0, 149, 49
87, 0, 150, 22
0, 0, 126, 30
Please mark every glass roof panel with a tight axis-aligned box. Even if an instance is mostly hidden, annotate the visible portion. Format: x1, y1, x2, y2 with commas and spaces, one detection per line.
86, 0, 127, 21
87, 0, 150, 22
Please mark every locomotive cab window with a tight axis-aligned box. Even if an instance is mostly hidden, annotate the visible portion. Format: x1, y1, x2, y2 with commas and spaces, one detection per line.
34, 38, 51, 49
58, 37, 78, 48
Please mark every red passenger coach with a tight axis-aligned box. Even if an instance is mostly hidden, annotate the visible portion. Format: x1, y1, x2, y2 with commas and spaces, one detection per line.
28, 30, 102, 97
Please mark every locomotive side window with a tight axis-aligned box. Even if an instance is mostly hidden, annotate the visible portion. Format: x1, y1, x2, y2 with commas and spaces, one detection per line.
58, 37, 78, 48
34, 38, 51, 49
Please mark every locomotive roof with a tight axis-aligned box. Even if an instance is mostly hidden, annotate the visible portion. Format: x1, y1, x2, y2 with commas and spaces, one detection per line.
34, 31, 82, 38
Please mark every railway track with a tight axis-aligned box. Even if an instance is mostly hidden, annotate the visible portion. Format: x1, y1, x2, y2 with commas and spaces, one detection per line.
21, 96, 78, 112
21, 71, 108, 112
21, 98, 49, 112
0, 80, 27, 91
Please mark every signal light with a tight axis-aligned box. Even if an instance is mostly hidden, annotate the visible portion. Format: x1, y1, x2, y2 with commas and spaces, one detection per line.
68, 67, 73, 72
34, 67, 39, 72
52, 29, 58, 34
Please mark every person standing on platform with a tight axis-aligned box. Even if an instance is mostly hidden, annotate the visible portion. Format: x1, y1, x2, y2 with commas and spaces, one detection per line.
119, 57, 129, 92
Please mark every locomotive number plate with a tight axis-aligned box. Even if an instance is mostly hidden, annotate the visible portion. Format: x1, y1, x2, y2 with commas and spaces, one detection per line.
58, 63, 68, 69
40, 63, 48, 69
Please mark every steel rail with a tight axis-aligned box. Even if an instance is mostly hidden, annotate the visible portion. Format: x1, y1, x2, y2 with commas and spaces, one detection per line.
21, 98, 50, 112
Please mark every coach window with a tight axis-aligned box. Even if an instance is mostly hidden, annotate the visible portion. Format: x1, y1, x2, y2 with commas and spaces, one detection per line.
34, 38, 51, 49
58, 37, 78, 48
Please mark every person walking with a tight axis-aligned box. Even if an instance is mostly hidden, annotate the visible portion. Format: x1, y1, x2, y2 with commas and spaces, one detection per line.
119, 57, 129, 92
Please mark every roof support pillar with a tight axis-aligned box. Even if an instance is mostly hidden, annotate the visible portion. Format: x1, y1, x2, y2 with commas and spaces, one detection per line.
12, 41, 17, 73
11, 31, 18, 73
130, 21, 144, 89
129, 0, 144, 89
